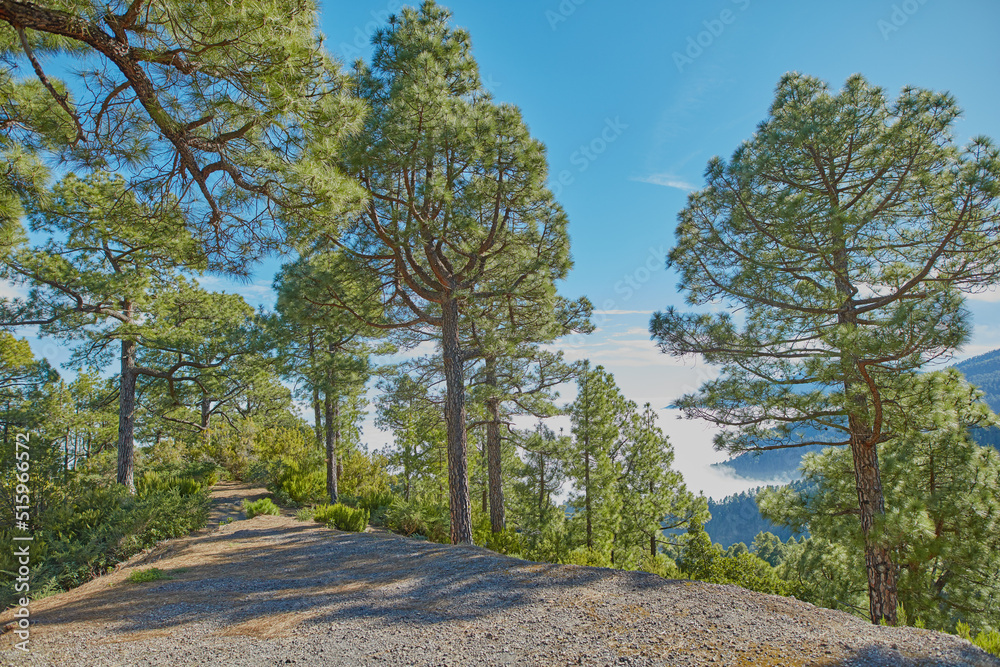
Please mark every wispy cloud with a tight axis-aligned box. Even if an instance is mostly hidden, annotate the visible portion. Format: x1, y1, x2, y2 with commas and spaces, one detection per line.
966, 287, 1000, 303
592, 309, 655, 315
632, 173, 698, 191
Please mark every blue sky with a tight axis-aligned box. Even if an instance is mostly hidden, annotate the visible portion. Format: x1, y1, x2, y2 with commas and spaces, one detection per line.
8, 1, 1000, 498
307, 0, 1000, 496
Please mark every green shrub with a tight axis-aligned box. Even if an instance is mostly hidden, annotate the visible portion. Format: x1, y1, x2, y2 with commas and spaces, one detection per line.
242, 497, 280, 519
136, 470, 204, 498
563, 547, 613, 568
973, 630, 1000, 657
276, 467, 326, 505
313, 503, 369, 532
127, 568, 166, 584
295, 506, 317, 522
383, 497, 449, 543
0, 481, 209, 607
341, 490, 397, 527
472, 514, 522, 555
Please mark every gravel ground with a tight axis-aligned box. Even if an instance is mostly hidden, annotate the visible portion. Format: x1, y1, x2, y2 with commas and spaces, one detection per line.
1, 483, 997, 667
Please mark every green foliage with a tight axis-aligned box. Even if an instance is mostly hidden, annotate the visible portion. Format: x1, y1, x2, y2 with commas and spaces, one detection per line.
313, 503, 369, 533
563, 547, 613, 568
973, 630, 1000, 657
0, 476, 209, 607
762, 370, 1000, 630
136, 471, 203, 498
471, 513, 522, 555
0, 0, 364, 266
383, 497, 450, 544
127, 568, 167, 584
242, 498, 280, 519
248, 426, 326, 504
675, 519, 793, 596
338, 448, 395, 499
339, 489, 396, 527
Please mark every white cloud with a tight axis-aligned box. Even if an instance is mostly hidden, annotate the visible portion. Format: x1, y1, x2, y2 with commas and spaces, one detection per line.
967, 286, 1000, 303
0, 279, 27, 300
592, 309, 655, 315
632, 173, 698, 191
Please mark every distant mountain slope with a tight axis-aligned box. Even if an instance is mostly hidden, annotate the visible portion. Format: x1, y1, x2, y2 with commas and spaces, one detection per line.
954, 348, 1000, 412
954, 348, 1000, 448
704, 486, 801, 548
712, 348, 1000, 481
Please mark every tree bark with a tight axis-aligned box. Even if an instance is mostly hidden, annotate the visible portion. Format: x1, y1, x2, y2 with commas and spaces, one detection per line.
585, 449, 593, 550
117, 313, 137, 493
850, 413, 899, 625
836, 240, 899, 626
309, 331, 323, 448
324, 388, 337, 504
484, 359, 506, 533
441, 297, 473, 544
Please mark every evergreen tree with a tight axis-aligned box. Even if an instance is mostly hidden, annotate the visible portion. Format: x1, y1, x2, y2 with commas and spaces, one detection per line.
312, 2, 573, 543
615, 403, 703, 562
760, 369, 1000, 630
0, 0, 363, 267
651, 74, 1000, 624
376, 371, 448, 504
568, 362, 629, 553
0, 172, 204, 490
274, 256, 378, 504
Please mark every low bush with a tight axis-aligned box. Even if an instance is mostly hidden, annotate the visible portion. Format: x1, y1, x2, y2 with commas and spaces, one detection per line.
383, 497, 449, 543
973, 630, 1000, 657
313, 503, 369, 532
471, 514, 523, 555
127, 568, 166, 584
242, 497, 280, 519
340, 490, 396, 526
0, 480, 209, 608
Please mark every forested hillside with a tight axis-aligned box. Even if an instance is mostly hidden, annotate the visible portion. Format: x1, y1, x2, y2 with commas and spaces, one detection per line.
703, 487, 799, 548
1, 0, 999, 657
955, 349, 1000, 448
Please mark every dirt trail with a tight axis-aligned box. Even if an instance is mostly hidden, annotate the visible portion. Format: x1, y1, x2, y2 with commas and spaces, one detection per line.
0, 482, 997, 667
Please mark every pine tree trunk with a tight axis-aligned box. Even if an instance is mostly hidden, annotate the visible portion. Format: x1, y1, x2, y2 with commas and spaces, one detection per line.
441, 297, 473, 545
485, 359, 505, 533
538, 454, 546, 521
835, 238, 898, 626
324, 389, 337, 504
585, 449, 593, 550
850, 413, 899, 625
117, 332, 137, 494
200, 394, 211, 430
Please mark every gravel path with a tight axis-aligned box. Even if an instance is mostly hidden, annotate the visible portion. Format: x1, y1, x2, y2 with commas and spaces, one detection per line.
1, 482, 997, 667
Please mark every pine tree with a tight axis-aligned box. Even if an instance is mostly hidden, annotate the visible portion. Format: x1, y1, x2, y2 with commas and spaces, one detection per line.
651, 74, 1000, 624
274, 256, 378, 504
760, 369, 1000, 630
615, 403, 702, 562
311, 2, 573, 544
0, 0, 363, 267
568, 362, 630, 553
